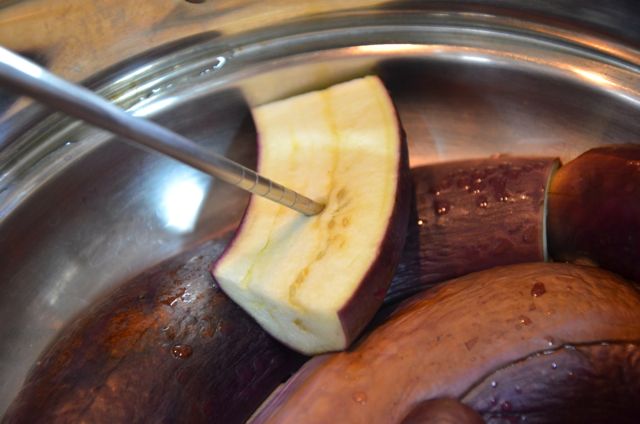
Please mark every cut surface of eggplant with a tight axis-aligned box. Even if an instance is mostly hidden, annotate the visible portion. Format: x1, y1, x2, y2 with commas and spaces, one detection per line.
212, 76, 411, 355
548, 144, 640, 282
250, 263, 640, 424
3, 238, 304, 424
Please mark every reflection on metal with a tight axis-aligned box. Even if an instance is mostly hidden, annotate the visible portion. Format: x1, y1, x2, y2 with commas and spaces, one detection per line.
132, 96, 179, 117
572, 68, 614, 87
160, 176, 207, 233
0, 48, 42, 78
460, 55, 492, 63
43, 262, 79, 307
354, 44, 427, 54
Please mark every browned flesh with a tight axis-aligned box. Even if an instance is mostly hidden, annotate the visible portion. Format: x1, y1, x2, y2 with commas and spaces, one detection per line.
548, 144, 640, 282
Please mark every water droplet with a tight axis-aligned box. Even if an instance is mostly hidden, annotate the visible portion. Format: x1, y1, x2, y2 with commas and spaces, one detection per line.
160, 287, 186, 306
138, 91, 152, 101
181, 291, 195, 303
491, 380, 498, 388
417, 219, 424, 226
352, 391, 367, 404
531, 282, 546, 297
551, 362, 558, 369
198, 57, 227, 77
518, 315, 532, 326
477, 195, 488, 208
545, 336, 555, 347
214, 56, 227, 69
457, 177, 471, 189
434, 200, 450, 215
501, 401, 512, 411
171, 344, 193, 359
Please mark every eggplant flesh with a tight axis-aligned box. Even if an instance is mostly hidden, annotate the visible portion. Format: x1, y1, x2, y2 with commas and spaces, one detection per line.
212, 76, 411, 355
3, 237, 304, 424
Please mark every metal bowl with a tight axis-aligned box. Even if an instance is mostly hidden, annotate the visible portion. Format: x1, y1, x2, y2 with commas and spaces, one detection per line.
1, 1, 639, 416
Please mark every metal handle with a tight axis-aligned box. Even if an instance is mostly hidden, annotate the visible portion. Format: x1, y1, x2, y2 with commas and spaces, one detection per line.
0, 46, 325, 216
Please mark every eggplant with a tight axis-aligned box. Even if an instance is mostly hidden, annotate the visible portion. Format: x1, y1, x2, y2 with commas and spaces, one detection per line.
212, 76, 411, 355
462, 342, 640, 423
401, 398, 485, 424
548, 144, 640, 282
3, 237, 305, 424
4, 155, 562, 422
249, 263, 640, 423
387, 156, 559, 302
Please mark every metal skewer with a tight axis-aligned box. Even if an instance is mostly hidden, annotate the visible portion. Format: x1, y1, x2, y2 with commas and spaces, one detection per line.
0, 46, 325, 216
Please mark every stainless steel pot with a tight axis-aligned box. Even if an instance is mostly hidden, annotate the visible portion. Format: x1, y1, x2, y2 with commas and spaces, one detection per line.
1, 0, 639, 417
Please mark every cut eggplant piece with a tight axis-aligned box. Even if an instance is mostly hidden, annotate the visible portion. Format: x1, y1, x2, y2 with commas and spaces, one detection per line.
212, 76, 411, 355
3, 238, 304, 424
548, 144, 640, 282
386, 156, 559, 302
249, 263, 640, 424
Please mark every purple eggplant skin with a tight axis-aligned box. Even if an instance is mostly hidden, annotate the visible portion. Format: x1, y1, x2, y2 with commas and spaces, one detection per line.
462, 342, 640, 424
3, 236, 305, 424
548, 144, 640, 282
386, 156, 560, 302
401, 398, 485, 424
249, 263, 640, 424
